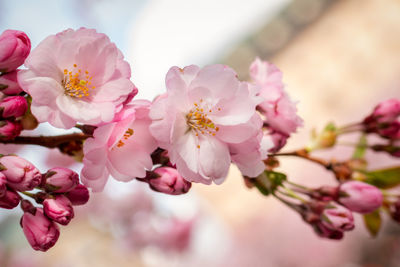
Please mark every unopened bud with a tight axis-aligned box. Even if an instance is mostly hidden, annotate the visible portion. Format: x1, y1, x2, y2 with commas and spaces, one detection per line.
0, 120, 22, 140
0, 188, 21, 209
0, 155, 42, 191
268, 131, 288, 153
0, 172, 6, 197
0, 96, 27, 118
313, 222, 344, 240
65, 184, 89, 206
363, 98, 400, 140
43, 167, 79, 193
20, 199, 35, 214
43, 195, 74, 226
20, 208, 59, 252
0, 70, 22, 95
338, 181, 383, 214
321, 203, 354, 231
0, 30, 31, 72
144, 167, 192, 195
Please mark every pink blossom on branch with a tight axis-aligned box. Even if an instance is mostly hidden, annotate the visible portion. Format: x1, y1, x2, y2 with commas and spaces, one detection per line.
81, 101, 157, 192
18, 28, 137, 129
150, 64, 264, 184
249, 58, 303, 151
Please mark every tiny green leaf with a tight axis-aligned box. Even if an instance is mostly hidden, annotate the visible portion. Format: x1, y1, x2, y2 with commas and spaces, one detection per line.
363, 210, 381, 237
352, 134, 367, 160
364, 167, 400, 189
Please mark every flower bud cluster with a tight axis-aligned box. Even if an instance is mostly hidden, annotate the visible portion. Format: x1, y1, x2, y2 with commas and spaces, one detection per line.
0, 30, 32, 139
0, 155, 89, 251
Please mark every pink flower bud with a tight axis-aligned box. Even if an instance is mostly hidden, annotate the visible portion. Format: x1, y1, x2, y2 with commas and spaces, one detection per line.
65, 184, 90, 206
20, 199, 35, 214
0, 30, 31, 72
0, 155, 41, 191
44, 167, 79, 193
0, 172, 6, 197
43, 195, 74, 226
321, 203, 354, 231
147, 167, 192, 195
0, 70, 23, 95
268, 131, 288, 153
363, 98, 400, 139
313, 221, 344, 240
0, 188, 20, 209
0, 120, 22, 140
0, 96, 27, 118
339, 181, 383, 214
20, 208, 60, 251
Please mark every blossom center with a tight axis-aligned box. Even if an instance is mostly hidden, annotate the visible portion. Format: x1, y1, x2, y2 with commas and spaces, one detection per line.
62, 64, 95, 98
186, 99, 219, 138
114, 128, 134, 149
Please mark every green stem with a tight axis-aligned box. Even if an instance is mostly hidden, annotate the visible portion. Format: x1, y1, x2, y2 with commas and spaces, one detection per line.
20, 191, 36, 199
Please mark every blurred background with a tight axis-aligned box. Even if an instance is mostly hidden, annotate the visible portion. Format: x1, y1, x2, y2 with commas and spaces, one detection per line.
1, 0, 400, 266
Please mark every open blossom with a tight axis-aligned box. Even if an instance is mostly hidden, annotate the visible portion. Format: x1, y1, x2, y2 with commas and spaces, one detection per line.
249, 58, 302, 151
150, 64, 263, 184
0, 30, 31, 72
18, 28, 137, 129
81, 101, 157, 192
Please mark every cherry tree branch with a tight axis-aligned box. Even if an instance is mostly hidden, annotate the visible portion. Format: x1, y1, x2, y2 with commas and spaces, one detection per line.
0, 133, 91, 148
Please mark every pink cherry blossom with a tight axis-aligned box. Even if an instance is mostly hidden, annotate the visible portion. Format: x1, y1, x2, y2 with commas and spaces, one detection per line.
249, 58, 303, 137
18, 28, 137, 129
81, 100, 157, 192
150, 64, 262, 184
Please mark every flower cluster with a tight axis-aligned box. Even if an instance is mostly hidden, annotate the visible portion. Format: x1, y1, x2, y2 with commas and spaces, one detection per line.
0, 27, 399, 252
0, 155, 89, 251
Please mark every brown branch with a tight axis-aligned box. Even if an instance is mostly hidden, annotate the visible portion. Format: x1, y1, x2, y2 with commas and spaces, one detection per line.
0, 133, 91, 148
270, 149, 331, 169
